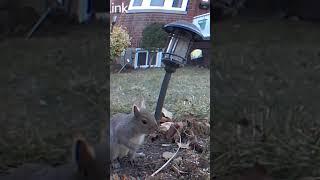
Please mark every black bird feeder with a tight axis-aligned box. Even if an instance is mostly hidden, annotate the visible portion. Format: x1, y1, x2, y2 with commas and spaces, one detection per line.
154, 20, 205, 122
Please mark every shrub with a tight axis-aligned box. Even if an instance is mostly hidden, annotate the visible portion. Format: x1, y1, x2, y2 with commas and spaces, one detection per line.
110, 26, 131, 61
140, 23, 167, 49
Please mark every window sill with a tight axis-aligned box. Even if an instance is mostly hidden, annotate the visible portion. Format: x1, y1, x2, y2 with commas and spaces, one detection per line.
127, 9, 187, 14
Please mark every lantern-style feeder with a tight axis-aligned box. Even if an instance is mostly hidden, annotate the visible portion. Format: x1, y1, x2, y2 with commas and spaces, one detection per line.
162, 20, 205, 69
154, 20, 205, 122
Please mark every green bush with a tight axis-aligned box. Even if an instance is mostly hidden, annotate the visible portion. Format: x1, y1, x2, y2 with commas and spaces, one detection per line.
110, 26, 131, 61
140, 23, 168, 49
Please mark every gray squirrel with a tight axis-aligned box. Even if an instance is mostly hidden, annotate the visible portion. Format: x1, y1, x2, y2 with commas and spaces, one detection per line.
0, 135, 108, 180
110, 99, 158, 165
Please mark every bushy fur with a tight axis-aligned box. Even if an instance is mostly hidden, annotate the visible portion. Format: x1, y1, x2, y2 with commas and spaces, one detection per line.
110, 99, 158, 162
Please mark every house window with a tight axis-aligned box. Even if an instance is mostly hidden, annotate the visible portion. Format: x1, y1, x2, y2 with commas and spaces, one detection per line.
133, 0, 143, 6
150, 0, 165, 6
134, 49, 163, 69
128, 0, 189, 14
172, 0, 183, 8
149, 51, 158, 65
137, 51, 148, 67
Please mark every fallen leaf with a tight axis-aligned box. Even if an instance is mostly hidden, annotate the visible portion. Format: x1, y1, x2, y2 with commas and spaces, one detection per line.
162, 108, 173, 119
187, 118, 210, 137
162, 151, 175, 160
160, 117, 171, 123
175, 121, 185, 129
166, 124, 178, 140
159, 122, 174, 133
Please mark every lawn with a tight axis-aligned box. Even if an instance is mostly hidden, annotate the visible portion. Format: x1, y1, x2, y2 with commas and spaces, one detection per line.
110, 67, 210, 119
110, 66, 210, 179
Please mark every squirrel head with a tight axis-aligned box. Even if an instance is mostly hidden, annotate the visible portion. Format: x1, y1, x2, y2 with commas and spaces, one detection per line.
73, 136, 108, 180
132, 104, 158, 134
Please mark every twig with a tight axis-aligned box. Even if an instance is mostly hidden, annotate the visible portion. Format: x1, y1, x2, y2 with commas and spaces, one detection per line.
150, 126, 181, 177
172, 164, 188, 174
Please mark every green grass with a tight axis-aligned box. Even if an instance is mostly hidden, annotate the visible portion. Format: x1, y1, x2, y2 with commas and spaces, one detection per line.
110, 67, 210, 119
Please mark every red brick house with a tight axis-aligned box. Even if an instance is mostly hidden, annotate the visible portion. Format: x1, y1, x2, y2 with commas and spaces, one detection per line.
111, 0, 209, 47
110, 0, 210, 68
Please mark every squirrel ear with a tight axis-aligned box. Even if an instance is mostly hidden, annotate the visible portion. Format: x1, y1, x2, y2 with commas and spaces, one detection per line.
135, 95, 146, 109
133, 105, 140, 117
74, 138, 95, 173
140, 99, 146, 109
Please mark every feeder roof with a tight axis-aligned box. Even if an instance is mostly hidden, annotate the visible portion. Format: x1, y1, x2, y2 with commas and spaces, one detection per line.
163, 20, 205, 41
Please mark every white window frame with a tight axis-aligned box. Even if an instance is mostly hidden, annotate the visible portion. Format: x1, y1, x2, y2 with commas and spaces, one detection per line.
156, 51, 163, 67
128, 0, 189, 14
134, 50, 149, 69
148, 49, 162, 68
134, 49, 163, 69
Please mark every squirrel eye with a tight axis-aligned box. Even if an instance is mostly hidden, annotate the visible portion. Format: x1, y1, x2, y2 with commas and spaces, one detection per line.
142, 120, 147, 124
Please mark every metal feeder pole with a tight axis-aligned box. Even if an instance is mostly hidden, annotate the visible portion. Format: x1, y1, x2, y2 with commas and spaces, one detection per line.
154, 61, 180, 122
153, 20, 204, 122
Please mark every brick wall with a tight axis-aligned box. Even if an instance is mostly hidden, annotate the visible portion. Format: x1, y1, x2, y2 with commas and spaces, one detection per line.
118, 13, 192, 47
111, 0, 209, 47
